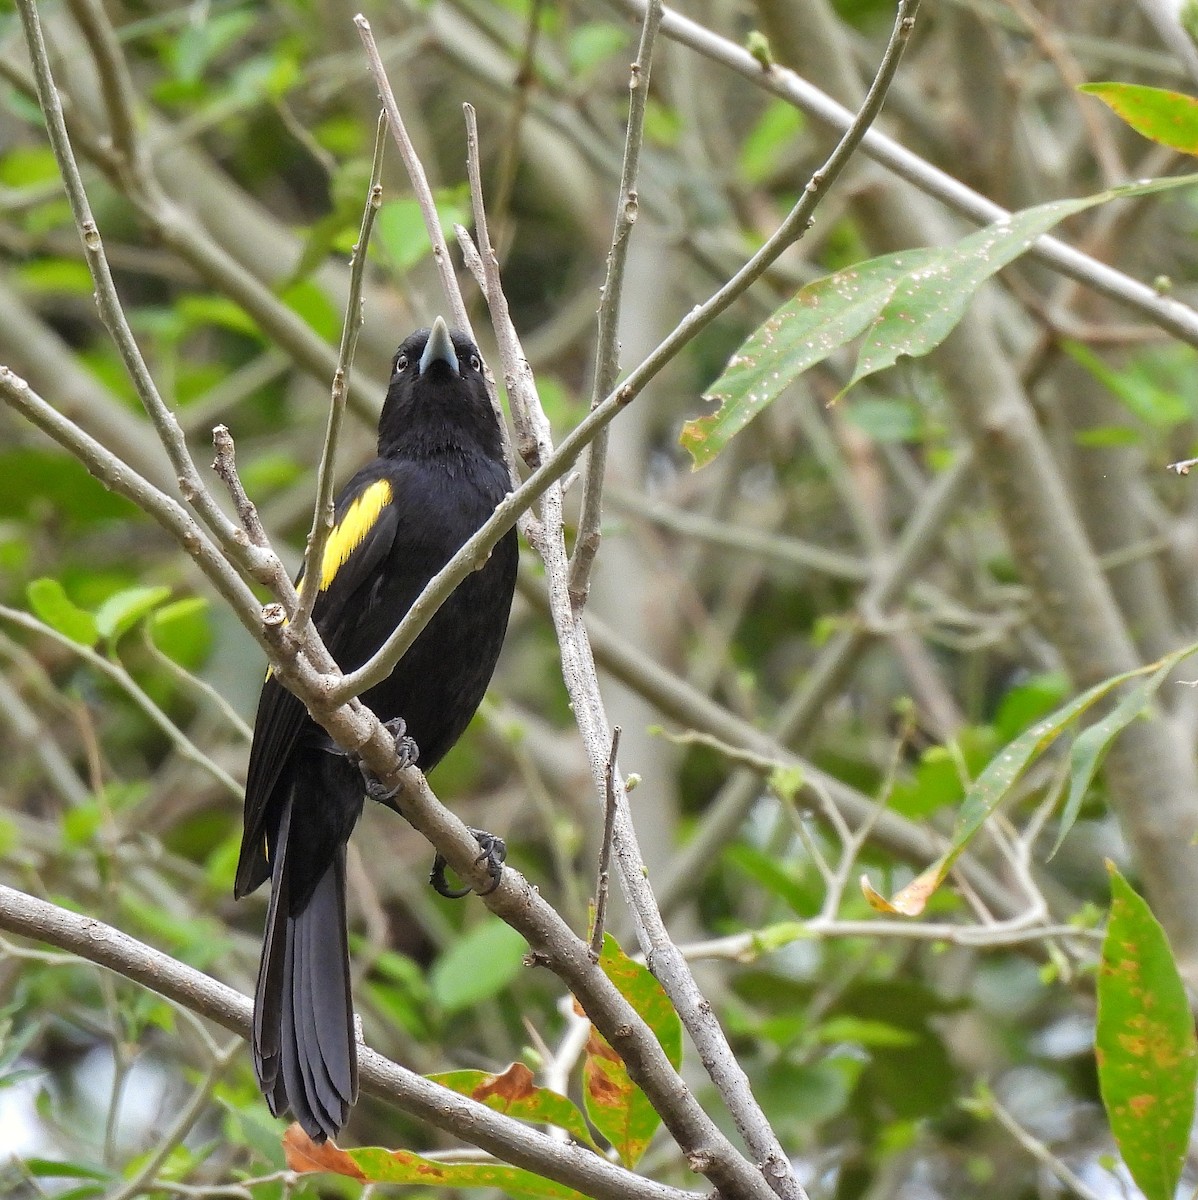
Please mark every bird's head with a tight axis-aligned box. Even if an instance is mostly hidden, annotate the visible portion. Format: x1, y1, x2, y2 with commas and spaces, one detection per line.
377, 317, 502, 458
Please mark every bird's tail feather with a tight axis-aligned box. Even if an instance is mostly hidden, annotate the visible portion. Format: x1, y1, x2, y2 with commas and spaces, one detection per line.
253, 792, 358, 1142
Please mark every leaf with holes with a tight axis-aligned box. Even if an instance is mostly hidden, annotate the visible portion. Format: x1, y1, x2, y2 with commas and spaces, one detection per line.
681, 250, 936, 467
684, 173, 1198, 468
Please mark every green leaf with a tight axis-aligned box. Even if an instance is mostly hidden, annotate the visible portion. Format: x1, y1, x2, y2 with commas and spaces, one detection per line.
429, 919, 527, 1014
993, 671, 1071, 741
374, 193, 469, 277
176, 294, 261, 339
739, 99, 804, 185
1081, 82, 1198, 157
841, 180, 1193, 394
1050, 655, 1181, 858
1073, 426, 1142, 448
342, 1145, 589, 1199
26, 578, 97, 646
681, 250, 937, 467
567, 23, 629, 75
278, 279, 341, 343
723, 842, 814, 914
0, 146, 61, 187
684, 173, 1198, 467
815, 1016, 919, 1048
581, 933, 682, 1167
429, 1064, 598, 1148
17, 259, 96, 296
1064, 341, 1192, 428
1097, 865, 1197, 1200
866, 640, 1198, 915
94, 585, 172, 646
23, 1160, 114, 1183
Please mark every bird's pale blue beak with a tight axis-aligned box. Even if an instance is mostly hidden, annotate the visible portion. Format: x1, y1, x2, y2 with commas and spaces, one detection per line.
419, 315, 458, 376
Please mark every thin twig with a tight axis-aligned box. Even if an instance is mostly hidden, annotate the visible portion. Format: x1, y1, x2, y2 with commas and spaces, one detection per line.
678, 918, 1103, 960
63, 0, 143, 175
139, 624, 253, 743
354, 14, 471, 337
211, 424, 273, 555
567, 0, 663, 609
461, 102, 543, 467
590, 726, 622, 958
490, 0, 546, 244
294, 112, 387, 634
974, 1085, 1107, 1200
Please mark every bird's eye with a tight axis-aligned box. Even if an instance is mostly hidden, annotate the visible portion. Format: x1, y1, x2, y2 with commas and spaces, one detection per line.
469, 354, 481, 372
395, 354, 408, 372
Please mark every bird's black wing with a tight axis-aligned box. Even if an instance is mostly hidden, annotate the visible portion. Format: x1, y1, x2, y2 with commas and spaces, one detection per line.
235, 469, 400, 898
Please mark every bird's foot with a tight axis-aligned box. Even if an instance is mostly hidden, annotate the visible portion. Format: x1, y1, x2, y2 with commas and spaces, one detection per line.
430, 828, 507, 899
357, 717, 419, 805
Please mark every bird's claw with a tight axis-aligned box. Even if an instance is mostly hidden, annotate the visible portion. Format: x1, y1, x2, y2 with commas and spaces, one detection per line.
430, 828, 507, 899
358, 717, 419, 805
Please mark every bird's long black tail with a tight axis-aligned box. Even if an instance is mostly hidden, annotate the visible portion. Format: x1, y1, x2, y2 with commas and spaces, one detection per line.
252, 792, 358, 1142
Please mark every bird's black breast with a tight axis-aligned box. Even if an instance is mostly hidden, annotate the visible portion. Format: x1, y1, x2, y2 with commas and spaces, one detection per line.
315, 450, 518, 772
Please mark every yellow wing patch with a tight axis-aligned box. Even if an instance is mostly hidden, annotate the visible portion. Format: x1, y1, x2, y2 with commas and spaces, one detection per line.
320, 478, 392, 591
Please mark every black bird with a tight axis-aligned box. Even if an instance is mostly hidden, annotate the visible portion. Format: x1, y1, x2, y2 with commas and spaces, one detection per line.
234, 318, 518, 1142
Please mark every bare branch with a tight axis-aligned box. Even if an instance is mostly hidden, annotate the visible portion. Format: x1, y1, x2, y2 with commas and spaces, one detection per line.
590, 726, 622, 959
294, 112, 388, 634
354, 14, 471, 337
567, 0, 664, 608
462, 90, 785, 1200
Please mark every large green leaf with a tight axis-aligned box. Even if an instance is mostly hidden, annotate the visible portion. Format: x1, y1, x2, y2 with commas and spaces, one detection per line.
1097, 865, 1197, 1200
581, 933, 682, 1168
1081, 83, 1198, 157
680, 250, 936, 466
683, 173, 1198, 468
